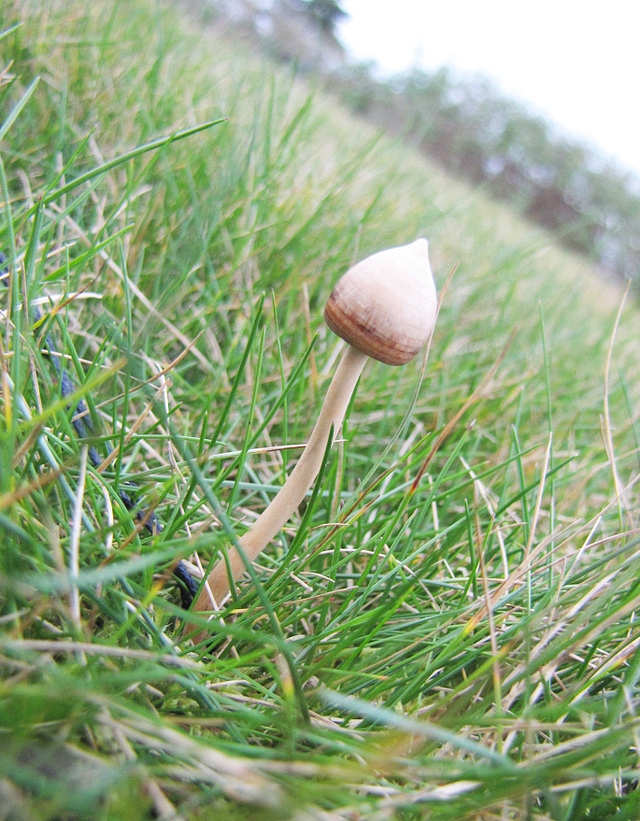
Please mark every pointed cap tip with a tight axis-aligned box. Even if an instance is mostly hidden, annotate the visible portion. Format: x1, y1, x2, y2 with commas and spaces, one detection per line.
324, 239, 437, 366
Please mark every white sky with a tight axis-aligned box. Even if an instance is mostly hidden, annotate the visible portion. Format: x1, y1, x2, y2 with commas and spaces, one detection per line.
338, 1, 640, 178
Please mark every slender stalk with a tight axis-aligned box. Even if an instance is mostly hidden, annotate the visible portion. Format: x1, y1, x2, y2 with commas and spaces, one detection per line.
193, 345, 368, 611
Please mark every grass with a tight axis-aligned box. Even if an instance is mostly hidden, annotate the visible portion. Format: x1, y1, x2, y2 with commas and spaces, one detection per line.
1, 1, 639, 819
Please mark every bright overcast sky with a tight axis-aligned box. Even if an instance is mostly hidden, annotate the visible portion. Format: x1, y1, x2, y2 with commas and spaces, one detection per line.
338, 1, 640, 178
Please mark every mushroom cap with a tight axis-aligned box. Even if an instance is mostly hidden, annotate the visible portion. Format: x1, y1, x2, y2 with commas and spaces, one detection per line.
324, 239, 437, 366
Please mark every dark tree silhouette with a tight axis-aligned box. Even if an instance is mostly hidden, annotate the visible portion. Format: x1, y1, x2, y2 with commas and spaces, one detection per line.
299, 0, 348, 35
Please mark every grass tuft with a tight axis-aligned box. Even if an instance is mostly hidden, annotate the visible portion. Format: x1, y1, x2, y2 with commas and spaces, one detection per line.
1, 1, 639, 818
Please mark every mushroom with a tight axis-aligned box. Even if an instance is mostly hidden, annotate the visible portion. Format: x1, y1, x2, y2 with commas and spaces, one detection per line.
192, 238, 437, 615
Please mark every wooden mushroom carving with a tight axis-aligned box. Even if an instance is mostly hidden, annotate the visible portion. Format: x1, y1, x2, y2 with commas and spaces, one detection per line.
192, 239, 437, 618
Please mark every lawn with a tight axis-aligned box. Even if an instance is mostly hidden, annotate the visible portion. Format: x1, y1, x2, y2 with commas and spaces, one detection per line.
1, 2, 639, 819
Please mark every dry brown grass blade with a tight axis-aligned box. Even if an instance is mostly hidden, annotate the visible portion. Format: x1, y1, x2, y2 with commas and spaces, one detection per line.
1, 639, 202, 669
0, 465, 64, 510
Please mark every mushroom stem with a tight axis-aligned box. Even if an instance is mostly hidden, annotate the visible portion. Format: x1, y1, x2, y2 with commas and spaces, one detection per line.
193, 344, 368, 612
